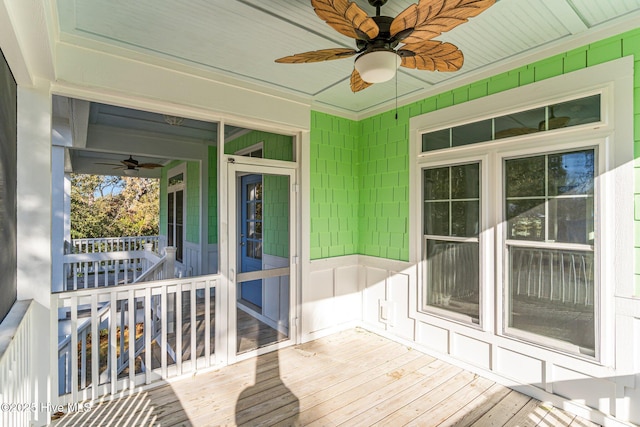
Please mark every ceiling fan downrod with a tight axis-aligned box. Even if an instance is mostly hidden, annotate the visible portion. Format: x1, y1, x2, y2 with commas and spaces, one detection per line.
367, 0, 388, 16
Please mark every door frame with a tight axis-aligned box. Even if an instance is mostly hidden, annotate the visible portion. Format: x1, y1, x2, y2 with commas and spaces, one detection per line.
226, 157, 298, 364
166, 163, 186, 263
238, 173, 264, 310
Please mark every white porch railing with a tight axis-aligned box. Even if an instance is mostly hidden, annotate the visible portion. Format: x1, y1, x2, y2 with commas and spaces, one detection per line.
0, 301, 36, 427
62, 248, 164, 291
54, 275, 219, 404
70, 236, 160, 255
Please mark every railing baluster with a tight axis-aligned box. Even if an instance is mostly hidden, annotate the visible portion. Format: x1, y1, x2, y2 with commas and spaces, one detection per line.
550, 251, 554, 301
70, 295, 79, 403
128, 291, 135, 391
537, 250, 543, 299
119, 302, 125, 379
561, 252, 566, 303
176, 284, 183, 376
161, 287, 168, 379
109, 292, 117, 396
582, 255, 589, 306
144, 287, 152, 385
191, 283, 196, 372
571, 254, 578, 304
205, 281, 211, 366
81, 329, 87, 390
94, 261, 99, 288
91, 293, 99, 402
73, 262, 78, 291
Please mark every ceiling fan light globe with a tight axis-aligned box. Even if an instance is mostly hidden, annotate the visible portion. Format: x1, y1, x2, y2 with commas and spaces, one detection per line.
354, 50, 401, 84
123, 168, 139, 177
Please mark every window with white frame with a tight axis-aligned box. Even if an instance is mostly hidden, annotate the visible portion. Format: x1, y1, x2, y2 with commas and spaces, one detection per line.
422, 162, 480, 323
167, 166, 186, 263
409, 57, 637, 362
418, 118, 601, 355
503, 148, 596, 356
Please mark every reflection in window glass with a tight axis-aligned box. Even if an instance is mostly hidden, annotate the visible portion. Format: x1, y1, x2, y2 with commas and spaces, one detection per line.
549, 94, 601, 130
508, 247, 595, 354
505, 148, 596, 356
549, 198, 593, 244
452, 201, 479, 237
495, 107, 544, 139
426, 240, 479, 321
168, 173, 184, 187
451, 163, 480, 200
505, 149, 595, 244
424, 167, 449, 200
420, 94, 601, 152
548, 150, 594, 196
422, 128, 450, 152
424, 202, 449, 236
506, 199, 545, 241
423, 162, 480, 322
452, 120, 492, 147
505, 156, 545, 198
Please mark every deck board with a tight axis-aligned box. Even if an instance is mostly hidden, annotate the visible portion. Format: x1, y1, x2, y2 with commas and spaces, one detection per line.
52, 328, 601, 427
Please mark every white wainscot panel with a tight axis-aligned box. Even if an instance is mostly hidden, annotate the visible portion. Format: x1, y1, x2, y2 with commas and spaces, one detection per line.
453, 333, 491, 370
386, 271, 415, 340
303, 268, 335, 335
552, 365, 616, 415
363, 266, 387, 329
334, 265, 360, 325
627, 316, 640, 425
496, 347, 543, 389
416, 321, 449, 354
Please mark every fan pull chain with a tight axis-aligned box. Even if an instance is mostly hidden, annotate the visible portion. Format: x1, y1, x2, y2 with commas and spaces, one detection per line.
395, 70, 398, 120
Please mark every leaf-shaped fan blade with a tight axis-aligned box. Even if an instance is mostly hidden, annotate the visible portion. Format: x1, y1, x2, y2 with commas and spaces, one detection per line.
350, 69, 373, 93
138, 163, 163, 169
398, 41, 463, 71
275, 48, 357, 64
391, 0, 495, 44
311, 0, 379, 40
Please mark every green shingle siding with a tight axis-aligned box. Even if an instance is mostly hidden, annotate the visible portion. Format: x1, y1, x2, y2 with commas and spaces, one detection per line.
308, 28, 640, 295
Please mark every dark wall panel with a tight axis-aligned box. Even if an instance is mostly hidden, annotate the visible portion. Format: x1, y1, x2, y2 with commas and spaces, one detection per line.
0, 49, 17, 322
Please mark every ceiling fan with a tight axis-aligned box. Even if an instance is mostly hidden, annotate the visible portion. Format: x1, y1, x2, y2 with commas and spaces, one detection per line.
275, 0, 495, 92
96, 155, 163, 175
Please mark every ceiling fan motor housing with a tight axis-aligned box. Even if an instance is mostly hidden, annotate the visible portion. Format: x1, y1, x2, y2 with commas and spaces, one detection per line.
355, 15, 401, 84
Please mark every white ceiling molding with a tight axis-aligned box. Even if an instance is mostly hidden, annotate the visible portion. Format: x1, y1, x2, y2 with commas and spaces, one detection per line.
0, 0, 34, 85
540, 0, 589, 34
70, 98, 90, 148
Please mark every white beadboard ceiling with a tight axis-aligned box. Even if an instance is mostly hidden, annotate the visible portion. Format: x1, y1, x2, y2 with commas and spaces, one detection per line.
54, 0, 640, 116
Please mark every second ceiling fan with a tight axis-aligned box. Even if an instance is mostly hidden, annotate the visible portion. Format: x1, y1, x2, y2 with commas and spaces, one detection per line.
275, 0, 495, 92
96, 155, 163, 172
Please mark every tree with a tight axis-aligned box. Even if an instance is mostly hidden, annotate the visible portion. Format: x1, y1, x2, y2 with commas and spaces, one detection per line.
71, 174, 159, 239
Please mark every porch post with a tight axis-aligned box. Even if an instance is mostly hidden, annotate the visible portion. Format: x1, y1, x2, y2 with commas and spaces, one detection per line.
16, 82, 52, 425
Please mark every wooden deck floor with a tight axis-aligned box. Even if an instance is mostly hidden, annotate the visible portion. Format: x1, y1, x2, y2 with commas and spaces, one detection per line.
52, 328, 599, 427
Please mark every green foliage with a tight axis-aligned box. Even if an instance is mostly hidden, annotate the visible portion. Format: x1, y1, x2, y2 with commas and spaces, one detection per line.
71, 174, 159, 239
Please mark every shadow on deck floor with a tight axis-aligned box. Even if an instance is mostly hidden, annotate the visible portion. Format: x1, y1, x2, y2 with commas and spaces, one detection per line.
51, 328, 600, 427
